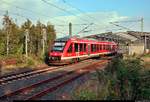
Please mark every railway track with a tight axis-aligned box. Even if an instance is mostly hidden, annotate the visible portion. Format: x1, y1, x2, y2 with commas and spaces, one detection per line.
0, 59, 94, 86
0, 66, 58, 86
0, 58, 100, 87
0, 59, 108, 101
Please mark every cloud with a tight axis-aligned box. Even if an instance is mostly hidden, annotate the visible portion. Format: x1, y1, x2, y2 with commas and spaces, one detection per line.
50, 11, 128, 38
0, 0, 130, 38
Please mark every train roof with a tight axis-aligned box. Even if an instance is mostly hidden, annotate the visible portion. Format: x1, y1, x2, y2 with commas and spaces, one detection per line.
55, 36, 117, 45
55, 35, 80, 42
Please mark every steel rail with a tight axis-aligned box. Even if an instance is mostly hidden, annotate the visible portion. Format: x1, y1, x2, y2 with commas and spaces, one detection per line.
26, 60, 108, 100
0, 60, 108, 100
0, 60, 92, 85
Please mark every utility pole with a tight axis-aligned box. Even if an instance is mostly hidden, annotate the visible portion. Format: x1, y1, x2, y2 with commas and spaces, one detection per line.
42, 28, 47, 55
5, 11, 10, 56
25, 29, 29, 57
141, 17, 146, 52
6, 27, 9, 56
69, 22, 72, 37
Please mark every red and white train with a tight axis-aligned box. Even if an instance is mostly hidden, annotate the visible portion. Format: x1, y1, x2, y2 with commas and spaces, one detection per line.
48, 36, 118, 65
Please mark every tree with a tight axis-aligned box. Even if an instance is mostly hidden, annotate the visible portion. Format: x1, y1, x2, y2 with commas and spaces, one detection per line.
2, 11, 13, 55
46, 22, 56, 51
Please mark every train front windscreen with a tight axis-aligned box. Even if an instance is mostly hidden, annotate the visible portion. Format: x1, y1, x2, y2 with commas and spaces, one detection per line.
51, 41, 66, 52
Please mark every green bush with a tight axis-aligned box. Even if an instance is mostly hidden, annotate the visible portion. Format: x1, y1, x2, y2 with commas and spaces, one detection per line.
73, 90, 97, 100
74, 57, 150, 100
26, 57, 35, 66
104, 58, 150, 100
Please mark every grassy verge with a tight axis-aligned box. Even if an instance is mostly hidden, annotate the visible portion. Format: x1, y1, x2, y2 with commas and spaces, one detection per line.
73, 57, 150, 100
142, 54, 150, 58
0, 54, 46, 76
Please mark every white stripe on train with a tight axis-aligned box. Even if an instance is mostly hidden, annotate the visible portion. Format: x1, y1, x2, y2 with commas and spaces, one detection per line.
61, 52, 112, 60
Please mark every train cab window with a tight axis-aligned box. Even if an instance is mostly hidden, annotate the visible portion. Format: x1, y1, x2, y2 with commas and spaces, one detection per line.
52, 41, 66, 52
84, 44, 86, 52
80, 43, 83, 52
67, 44, 72, 53
75, 43, 79, 52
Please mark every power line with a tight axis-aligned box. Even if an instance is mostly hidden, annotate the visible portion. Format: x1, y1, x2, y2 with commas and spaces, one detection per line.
0, 0, 66, 24
0, 9, 32, 20
109, 22, 131, 31
77, 23, 94, 34
62, 0, 99, 23
54, 23, 91, 26
41, 0, 91, 23
113, 20, 141, 23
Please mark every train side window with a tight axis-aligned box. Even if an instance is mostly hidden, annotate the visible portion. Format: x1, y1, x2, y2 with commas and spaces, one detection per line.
100, 45, 102, 50
75, 43, 78, 52
108, 45, 110, 50
84, 44, 86, 52
103, 45, 105, 50
91, 44, 93, 52
110, 45, 112, 51
107, 45, 109, 50
94, 44, 96, 52
91, 44, 96, 52
108, 45, 110, 51
96, 44, 98, 52
80, 43, 83, 52
105, 45, 107, 50
97, 44, 99, 51
67, 44, 72, 53
91, 44, 94, 52
104, 45, 106, 50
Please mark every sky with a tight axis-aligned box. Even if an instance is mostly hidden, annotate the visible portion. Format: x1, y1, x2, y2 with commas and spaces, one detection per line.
0, 0, 150, 38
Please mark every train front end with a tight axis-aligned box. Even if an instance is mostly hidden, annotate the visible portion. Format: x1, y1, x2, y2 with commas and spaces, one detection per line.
49, 41, 67, 65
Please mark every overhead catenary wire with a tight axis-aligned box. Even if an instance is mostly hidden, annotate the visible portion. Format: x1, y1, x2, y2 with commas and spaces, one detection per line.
61, 0, 102, 26
41, 0, 92, 23
112, 20, 142, 32
0, 0, 66, 24
54, 23, 91, 26
0, 9, 32, 20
